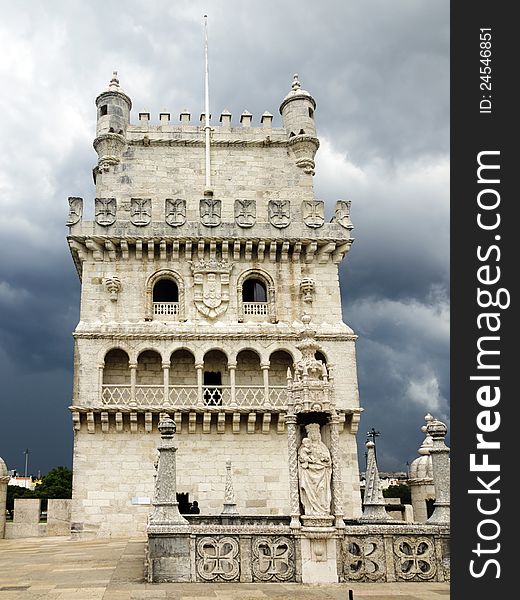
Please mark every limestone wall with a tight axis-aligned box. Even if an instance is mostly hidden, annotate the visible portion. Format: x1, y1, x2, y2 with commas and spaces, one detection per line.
70, 421, 360, 538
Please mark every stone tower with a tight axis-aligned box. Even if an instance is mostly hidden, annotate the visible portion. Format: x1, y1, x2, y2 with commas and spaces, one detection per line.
67, 72, 362, 537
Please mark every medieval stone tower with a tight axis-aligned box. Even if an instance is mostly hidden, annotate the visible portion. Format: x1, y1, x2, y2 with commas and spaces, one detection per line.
67, 72, 362, 537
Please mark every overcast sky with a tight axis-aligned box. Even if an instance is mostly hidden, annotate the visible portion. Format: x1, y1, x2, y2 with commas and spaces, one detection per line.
0, 0, 449, 477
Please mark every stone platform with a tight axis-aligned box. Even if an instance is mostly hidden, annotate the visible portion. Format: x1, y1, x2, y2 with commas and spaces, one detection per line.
0, 536, 449, 599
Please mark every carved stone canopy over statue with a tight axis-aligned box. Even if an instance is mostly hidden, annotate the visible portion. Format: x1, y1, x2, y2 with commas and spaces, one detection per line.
297, 423, 332, 516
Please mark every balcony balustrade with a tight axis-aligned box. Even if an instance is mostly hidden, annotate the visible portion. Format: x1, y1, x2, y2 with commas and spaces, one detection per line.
243, 302, 269, 316
153, 302, 179, 316
100, 384, 286, 408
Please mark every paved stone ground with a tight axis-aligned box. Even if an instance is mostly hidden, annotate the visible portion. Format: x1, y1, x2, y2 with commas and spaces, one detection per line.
0, 537, 450, 599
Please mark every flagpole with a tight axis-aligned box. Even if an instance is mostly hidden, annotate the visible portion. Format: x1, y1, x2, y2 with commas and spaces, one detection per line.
204, 15, 211, 190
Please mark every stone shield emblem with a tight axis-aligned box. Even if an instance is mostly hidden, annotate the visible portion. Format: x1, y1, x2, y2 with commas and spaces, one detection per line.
95, 197, 116, 226
165, 198, 186, 227
130, 198, 151, 226
302, 200, 324, 228
66, 197, 83, 226
200, 197, 222, 227
334, 200, 354, 230
268, 200, 290, 228
234, 198, 256, 228
191, 259, 233, 319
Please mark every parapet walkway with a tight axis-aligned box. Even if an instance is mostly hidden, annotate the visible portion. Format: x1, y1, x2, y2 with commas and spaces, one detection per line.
0, 536, 449, 599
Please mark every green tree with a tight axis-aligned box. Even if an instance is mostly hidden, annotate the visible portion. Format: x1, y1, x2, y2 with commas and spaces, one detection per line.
34, 466, 73, 500
383, 483, 411, 504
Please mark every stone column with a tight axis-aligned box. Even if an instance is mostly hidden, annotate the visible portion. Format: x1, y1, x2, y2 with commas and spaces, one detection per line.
0, 457, 9, 539
286, 414, 301, 529
228, 362, 237, 407
426, 418, 450, 524
328, 414, 344, 528
195, 363, 204, 407
129, 362, 137, 407
261, 362, 270, 406
162, 362, 170, 405
98, 363, 104, 404
149, 415, 189, 527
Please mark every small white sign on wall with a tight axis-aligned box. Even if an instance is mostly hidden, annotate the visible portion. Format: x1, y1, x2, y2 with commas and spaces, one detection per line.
131, 497, 151, 505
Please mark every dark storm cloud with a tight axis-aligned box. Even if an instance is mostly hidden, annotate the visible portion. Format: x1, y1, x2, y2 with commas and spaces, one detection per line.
0, 0, 449, 475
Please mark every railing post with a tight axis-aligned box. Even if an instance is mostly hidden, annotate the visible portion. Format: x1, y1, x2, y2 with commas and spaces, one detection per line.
261, 362, 270, 406
129, 363, 137, 407
162, 362, 170, 405
195, 363, 204, 407
228, 362, 237, 407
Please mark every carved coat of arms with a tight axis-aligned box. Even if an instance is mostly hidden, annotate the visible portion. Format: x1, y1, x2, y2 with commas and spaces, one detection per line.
234, 198, 256, 228
200, 197, 221, 227
191, 259, 233, 319
268, 199, 290, 228
66, 197, 83, 226
130, 198, 151, 226
333, 200, 354, 230
95, 197, 116, 226
165, 198, 186, 227
302, 200, 324, 228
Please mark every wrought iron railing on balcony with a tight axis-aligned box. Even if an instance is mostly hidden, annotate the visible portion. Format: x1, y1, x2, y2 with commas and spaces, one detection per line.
153, 302, 179, 316
100, 384, 286, 408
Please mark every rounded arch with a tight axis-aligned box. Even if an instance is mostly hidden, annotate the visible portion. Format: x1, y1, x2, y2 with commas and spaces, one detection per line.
103, 348, 130, 385
145, 269, 185, 320
235, 348, 263, 387
101, 346, 131, 365
236, 268, 276, 323
268, 349, 295, 387
136, 349, 163, 385
315, 350, 328, 365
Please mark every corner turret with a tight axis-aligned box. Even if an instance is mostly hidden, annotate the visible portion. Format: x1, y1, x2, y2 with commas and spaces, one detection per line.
279, 74, 319, 175
93, 72, 132, 174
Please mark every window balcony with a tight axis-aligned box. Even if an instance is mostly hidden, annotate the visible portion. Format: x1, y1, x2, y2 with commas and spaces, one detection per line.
243, 302, 269, 316
153, 302, 179, 316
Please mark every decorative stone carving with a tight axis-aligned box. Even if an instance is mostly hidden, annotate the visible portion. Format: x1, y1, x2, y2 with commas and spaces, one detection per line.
221, 459, 238, 515
66, 197, 83, 225
298, 423, 332, 517
393, 537, 436, 581
333, 200, 354, 230
361, 440, 389, 521
343, 536, 386, 582
95, 197, 116, 226
191, 259, 233, 319
252, 536, 296, 582
200, 194, 221, 227
104, 276, 121, 302
268, 199, 290, 228
195, 536, 240, 581
130, 198, 151, 226
165, 198, 186, 227
302, 200, 324, 228
234, 198, 256, 227
299, 278, 315, 304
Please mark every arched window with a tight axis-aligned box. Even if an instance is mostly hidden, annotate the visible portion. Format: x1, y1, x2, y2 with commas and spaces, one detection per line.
237, 270, 276, 323
242, 278, 267, 303
153, 279, 179, 303
146, 269, 184, 320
